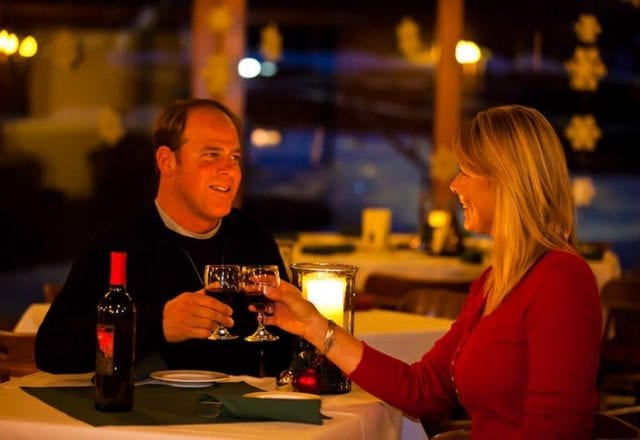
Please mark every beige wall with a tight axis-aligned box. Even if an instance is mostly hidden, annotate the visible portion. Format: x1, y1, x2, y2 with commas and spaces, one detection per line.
3, 29, 187, 198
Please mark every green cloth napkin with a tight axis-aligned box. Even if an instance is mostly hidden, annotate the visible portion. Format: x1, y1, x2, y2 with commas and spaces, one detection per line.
22, 382, 323, 426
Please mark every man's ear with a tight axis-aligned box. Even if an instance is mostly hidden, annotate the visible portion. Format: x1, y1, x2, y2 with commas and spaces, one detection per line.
156, 146, 176, 176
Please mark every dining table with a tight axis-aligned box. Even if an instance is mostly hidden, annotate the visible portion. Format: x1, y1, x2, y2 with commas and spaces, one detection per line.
290, 232, 622, 292
0, 372, 404, 440
1, 308, 453, 440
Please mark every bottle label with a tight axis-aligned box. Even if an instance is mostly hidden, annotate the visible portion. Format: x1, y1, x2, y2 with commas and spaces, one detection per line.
96, 324, 115, 375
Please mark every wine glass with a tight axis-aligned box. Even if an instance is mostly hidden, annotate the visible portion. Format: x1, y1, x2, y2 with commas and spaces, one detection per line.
242, 265, 280, 342
204, 264, 241, 341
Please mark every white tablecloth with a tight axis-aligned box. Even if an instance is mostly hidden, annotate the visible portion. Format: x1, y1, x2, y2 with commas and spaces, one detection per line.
0, 372, 403, 440
355, 310, 453, 440
355, 309, 452, 363
4, 309, 451, 440
291, 233, 622, 292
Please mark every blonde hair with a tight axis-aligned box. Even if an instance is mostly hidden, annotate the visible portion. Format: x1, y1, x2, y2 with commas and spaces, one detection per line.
453, 105, 577, 313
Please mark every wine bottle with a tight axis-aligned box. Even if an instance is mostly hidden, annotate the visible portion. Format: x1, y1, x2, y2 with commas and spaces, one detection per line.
443, 207, 464, 256
95, 251, 136, 412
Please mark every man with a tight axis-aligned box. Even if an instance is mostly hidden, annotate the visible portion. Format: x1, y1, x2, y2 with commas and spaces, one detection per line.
36, 99, 292, 377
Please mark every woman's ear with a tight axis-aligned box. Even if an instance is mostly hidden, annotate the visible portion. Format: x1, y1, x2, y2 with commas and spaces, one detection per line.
156, 146, 176, 176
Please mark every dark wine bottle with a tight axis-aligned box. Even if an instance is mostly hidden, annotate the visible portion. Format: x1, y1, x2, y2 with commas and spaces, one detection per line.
443, 207, 464, 256
95, 251, 136, 412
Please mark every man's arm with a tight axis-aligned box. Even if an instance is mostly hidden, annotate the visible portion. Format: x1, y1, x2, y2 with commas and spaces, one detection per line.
35, 250, 107, 373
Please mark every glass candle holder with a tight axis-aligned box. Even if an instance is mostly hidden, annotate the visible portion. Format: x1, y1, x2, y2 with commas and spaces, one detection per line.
289, 263, 358, 394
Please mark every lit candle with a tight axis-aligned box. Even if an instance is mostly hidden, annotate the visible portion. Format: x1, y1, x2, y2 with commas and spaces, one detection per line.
428, 210, 451, 254
302, 273, 347, 325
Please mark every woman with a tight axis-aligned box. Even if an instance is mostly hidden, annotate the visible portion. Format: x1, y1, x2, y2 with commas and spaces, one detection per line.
261, 105, 603, 438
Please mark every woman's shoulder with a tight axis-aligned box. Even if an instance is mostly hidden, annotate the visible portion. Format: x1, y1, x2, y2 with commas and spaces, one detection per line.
536, 249, 594, 279
528, 249, 599, 302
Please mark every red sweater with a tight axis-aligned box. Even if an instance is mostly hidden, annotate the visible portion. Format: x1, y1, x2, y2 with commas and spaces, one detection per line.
350, 250, 602, 439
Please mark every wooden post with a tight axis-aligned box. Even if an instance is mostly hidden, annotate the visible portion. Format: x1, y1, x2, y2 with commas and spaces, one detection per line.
432, 0, 464, 209
191, 0, 246, 206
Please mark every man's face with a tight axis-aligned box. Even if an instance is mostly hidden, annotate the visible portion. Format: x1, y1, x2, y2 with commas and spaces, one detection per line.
160, 107, 242, 233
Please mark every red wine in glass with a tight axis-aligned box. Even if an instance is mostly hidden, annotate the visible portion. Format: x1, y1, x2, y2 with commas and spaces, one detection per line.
242, 265, 279, 342
204, 264, 241, 341
205, 287, 236, 306
245, 291, 271, 312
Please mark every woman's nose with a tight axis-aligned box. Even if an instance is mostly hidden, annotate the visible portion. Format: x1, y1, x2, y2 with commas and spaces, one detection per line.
449, 176, 459, 194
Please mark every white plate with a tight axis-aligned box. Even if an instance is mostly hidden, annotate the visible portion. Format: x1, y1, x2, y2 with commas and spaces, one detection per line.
244, 391, 321, 400
150, 370, 228, 388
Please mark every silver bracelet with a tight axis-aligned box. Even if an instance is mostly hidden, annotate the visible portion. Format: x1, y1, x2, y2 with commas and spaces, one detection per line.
319, 319, 336, 355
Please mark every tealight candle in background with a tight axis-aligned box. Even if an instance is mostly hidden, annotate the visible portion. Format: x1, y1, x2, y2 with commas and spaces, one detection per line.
361, 207, 392, 250
428, 209, 451, 255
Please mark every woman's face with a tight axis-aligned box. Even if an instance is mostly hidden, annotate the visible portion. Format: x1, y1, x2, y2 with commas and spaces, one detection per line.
449, 165, 496, 235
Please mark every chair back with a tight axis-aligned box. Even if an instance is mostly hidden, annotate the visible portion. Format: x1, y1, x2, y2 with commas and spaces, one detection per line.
0, 331, 39, 382
398, 288, 468, 319
592, 411, 640, 439
598, 276, 640, 410
431, 429, 471, 440
599, 276, 640, 373
362, 273, 471, 310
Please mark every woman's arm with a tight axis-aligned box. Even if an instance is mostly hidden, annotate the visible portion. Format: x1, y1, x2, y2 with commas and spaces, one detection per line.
263, 281, 365, 374
263, 280, 478, 419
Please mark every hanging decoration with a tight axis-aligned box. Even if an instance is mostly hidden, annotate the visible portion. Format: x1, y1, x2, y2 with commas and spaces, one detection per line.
565, 14, 607, 92
564, 114, 602, 152
260, 23, 282, 62
201, 3, 234, 99
202, 53, 231, 98
430, 149, 458, 184
572, 176, 596, 208
574, 13, 602, 44
205, 4, 233, 33
564, 13, 606, 153
565, 46, 607, 92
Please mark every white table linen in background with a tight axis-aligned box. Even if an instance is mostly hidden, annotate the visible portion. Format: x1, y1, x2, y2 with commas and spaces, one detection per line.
291, 232, 622, 292
13, 302, 51, 333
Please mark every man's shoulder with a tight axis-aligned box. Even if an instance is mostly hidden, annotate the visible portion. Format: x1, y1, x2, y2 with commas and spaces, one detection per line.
90, 203, 159, 248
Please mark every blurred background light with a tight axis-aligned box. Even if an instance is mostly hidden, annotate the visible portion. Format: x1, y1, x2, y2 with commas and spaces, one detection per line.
455, 40, 481, 64
238, 57, 261, 78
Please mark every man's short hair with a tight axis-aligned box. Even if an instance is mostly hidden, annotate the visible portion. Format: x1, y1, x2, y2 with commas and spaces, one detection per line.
153, 98, 243, 152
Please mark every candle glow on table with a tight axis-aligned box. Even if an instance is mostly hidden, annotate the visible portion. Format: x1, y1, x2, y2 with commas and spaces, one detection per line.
302, 273, 347, 326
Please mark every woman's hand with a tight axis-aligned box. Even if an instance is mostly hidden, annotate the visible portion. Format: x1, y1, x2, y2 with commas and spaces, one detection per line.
260, 280, 365, 375
259, 281, 324, 341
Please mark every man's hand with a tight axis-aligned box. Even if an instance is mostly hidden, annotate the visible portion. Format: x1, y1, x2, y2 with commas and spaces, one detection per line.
162, 289, 234, 342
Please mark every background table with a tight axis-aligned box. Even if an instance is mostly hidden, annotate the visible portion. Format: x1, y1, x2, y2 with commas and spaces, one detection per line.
291, 232, 622, 292
355, 309, 453, 440
355, 309, 452, 363
13, 302, 51, 333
